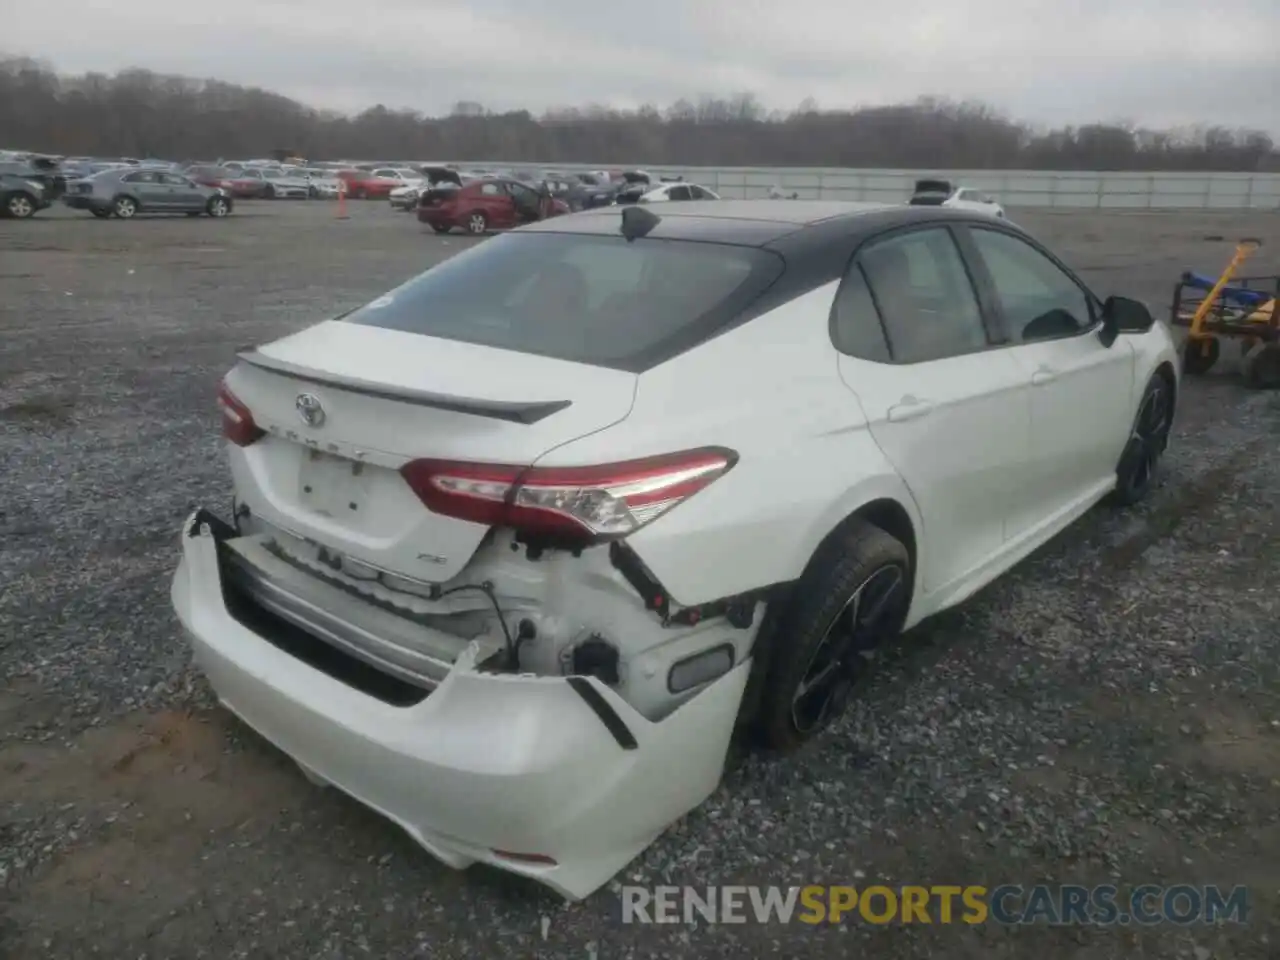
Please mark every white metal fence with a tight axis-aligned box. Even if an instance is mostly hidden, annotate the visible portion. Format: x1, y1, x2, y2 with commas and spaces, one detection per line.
457, 162, 1280, 210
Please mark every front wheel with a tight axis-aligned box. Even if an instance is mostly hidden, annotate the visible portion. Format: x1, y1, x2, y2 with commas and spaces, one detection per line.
465, 211, 488, 235
262, 185, 276, 200
1109, 371, 1174, 506
113, 195, 138, 219
755, 521, 911, 752
5, 191, 38, 218
207, 196, 231, 218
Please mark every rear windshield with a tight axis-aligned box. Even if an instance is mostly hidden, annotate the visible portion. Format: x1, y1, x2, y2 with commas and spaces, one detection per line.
343, 231, 783, 371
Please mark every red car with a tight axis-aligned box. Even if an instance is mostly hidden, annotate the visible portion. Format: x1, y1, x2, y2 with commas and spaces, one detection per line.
417, 178, 569, 235
335, 168, 413, 200
219, 168, 272, 199
185, 165, 237, 190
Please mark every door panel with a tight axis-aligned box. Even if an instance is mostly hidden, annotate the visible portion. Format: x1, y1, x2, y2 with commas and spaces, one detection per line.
833, 227, 1033, 595
842, 351, 1032, 594
128, 173, 170, 210
1006, 336, 1135, 513
965, 226, 1135, 519
164, 173, 203, 210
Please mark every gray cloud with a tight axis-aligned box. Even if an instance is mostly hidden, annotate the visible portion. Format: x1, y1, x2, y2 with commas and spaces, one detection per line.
10, 0, 1280, 133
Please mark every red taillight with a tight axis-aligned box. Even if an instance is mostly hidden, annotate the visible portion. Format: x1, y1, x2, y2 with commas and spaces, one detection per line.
400, 448, 736, 541
217, 379, 265, 447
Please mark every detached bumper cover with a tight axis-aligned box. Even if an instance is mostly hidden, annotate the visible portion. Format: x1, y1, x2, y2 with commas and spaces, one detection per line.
171, 509, 749, 900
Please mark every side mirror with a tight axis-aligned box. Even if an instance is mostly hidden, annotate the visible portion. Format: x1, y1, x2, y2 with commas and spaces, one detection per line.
1101, 296, 1155, 344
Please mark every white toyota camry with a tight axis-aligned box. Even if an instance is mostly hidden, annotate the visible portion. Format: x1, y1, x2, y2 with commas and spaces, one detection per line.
172, 200, 1179, 900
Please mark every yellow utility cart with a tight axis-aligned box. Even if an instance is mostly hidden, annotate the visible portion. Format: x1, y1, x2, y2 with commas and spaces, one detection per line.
1171, 238, 1280, 388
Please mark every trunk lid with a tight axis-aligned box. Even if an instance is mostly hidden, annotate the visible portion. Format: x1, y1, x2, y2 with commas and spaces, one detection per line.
225, 321, 637, 582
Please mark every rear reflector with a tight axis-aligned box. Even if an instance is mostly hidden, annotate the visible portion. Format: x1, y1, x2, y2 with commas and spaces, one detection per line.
217, 378, 265, 447
400, 448, 737, 541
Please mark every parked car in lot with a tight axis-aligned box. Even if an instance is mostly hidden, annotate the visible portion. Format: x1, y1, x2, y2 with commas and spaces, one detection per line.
221, 168, 272, 199
174, 200, 1178, 903
0, 156, 67, 206
390, 167, 463, 211
574, 171, 654, 210
0, 172, 50, 218
388, 183, 422, 210
638, 182, 720, 202
260, 168, 312, 199
417, 177, 568, 233
303, 168, 343, 198
185, 165, 237, 189
338, 167, 421, 200
63, 168, 233, 218
908, 178, 1006, 218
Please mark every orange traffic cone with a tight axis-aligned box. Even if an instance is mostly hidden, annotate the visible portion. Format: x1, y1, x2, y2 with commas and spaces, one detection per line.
336, 180, 349, 220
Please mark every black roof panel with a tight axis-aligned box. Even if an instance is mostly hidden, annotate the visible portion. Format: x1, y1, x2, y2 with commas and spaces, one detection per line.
518, 200, 999, 247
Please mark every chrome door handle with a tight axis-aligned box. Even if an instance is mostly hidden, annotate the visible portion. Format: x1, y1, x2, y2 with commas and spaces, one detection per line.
887, 397, 934, 422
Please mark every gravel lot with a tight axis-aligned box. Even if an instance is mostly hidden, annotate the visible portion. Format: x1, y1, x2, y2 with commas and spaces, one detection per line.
2, 200, 1279, 960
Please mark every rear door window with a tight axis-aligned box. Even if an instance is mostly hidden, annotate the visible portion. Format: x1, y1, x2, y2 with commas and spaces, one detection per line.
857, 227, 990, 363
343, 233, 783, 371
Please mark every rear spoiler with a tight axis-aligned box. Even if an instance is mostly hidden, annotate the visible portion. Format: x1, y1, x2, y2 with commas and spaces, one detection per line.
236, 349, 572, 425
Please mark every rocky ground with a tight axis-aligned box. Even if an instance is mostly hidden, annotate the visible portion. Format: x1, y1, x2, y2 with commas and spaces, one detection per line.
2, 201, 1278, 959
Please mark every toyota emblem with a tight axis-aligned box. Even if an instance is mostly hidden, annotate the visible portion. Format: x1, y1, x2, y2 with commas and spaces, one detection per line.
295, 393, 325, 428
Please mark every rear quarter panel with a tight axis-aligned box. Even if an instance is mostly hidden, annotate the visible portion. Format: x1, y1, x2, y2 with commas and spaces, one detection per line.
536, 281, 922, 606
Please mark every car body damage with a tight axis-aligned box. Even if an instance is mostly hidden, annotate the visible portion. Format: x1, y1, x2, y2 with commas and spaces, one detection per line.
173, 510, 751, 900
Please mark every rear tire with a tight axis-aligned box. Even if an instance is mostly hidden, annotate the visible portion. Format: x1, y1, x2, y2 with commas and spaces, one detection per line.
755, 521, 911, 752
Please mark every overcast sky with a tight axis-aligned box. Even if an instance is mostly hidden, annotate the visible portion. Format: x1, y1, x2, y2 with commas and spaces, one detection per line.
10, 0, 1280, 133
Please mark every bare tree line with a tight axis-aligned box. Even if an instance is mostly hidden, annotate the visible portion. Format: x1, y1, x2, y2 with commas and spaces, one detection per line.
2, 56, 1277, 172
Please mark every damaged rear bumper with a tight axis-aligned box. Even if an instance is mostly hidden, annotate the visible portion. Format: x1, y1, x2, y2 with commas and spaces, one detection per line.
171, 508, 749, 900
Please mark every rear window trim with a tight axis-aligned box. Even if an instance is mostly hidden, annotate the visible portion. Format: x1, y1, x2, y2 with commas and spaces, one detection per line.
342, 231, 787, 374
